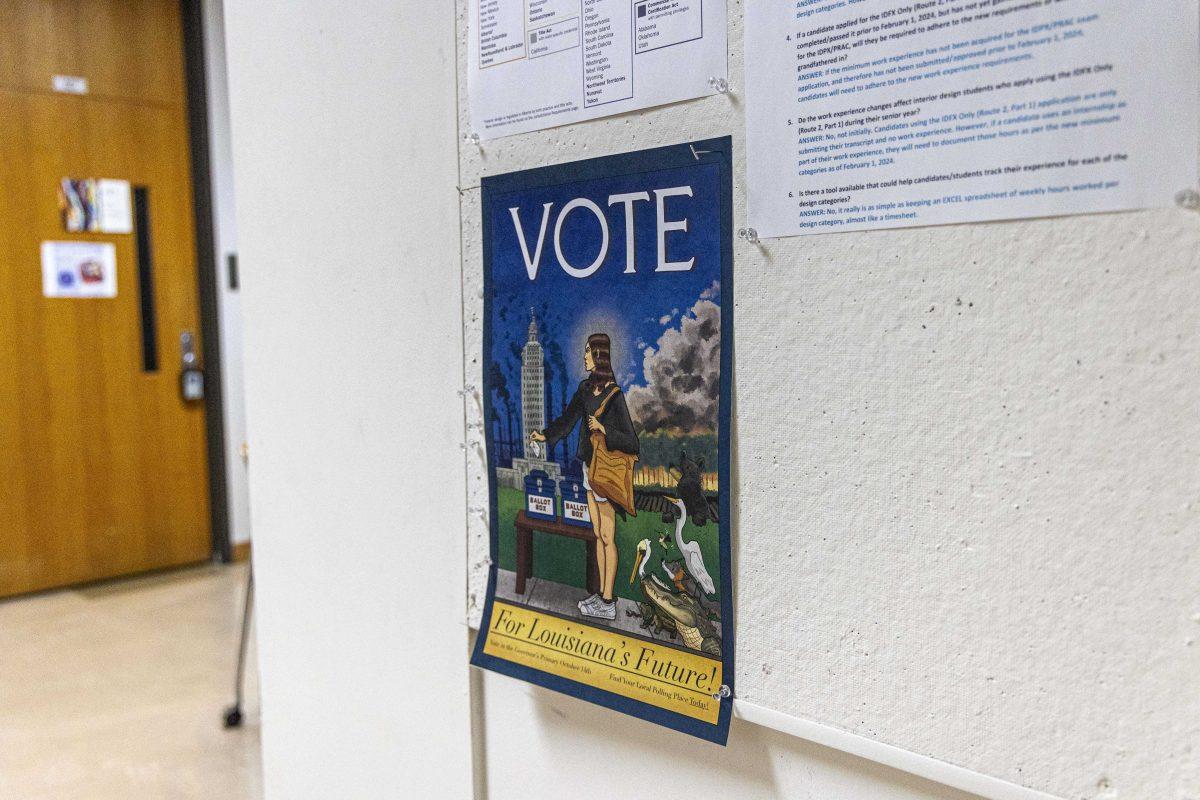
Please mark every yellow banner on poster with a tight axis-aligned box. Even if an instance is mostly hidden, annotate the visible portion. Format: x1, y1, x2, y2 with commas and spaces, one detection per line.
483, 601, 722, 724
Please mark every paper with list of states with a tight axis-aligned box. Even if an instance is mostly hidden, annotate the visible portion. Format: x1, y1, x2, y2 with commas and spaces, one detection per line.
745, 0, 1200, 238
469, 0, 727, 139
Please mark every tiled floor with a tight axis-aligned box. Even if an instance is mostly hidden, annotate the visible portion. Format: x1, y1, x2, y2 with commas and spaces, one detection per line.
0, 563, 262, 799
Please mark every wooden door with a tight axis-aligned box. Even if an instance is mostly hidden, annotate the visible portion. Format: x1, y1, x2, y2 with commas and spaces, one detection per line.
0, 0, 211, 597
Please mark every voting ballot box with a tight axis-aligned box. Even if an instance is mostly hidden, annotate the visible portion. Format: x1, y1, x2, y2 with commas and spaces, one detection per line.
524, 470, 557, 521
559, 479, 591, 528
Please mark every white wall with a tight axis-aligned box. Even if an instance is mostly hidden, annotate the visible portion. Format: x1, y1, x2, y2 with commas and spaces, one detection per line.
479, 669, 986, 800
201, 0, 251, 547
219, 0, 1198, 797
458, 5, 1200, 800
222, 1, 472, 797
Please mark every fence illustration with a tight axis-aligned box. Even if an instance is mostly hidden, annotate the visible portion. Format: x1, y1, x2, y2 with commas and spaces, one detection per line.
633, 465, 719, 492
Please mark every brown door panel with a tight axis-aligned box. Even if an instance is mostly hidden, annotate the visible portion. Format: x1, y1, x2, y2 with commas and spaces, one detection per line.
0, 78, 209, 596
0, 0, 186, 109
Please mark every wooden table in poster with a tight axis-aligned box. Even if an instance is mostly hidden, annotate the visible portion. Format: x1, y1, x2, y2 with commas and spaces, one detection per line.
514, 511, 600, 596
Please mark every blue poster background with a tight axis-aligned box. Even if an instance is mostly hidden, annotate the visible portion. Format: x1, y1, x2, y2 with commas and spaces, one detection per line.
471, 139, 734, 744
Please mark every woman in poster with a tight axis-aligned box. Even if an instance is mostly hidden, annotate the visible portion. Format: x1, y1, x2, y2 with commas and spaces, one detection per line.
531, 333, 639, 620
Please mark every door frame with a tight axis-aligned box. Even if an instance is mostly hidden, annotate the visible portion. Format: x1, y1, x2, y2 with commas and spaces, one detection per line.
181, 0, 232, 563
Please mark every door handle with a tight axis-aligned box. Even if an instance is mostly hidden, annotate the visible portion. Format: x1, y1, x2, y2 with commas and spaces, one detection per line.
180, 331, 205, 402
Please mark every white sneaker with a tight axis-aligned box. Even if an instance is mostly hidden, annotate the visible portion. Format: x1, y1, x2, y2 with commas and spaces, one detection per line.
577, 593, 600, 611
581, 598, 616, 620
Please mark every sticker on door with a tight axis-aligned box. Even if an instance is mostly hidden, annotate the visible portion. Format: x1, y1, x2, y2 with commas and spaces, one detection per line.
41, 241, 117, 298
58, 178, 133, 234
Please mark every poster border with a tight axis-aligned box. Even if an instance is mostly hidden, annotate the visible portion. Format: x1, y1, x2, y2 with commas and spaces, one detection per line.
470, 137, 735, 745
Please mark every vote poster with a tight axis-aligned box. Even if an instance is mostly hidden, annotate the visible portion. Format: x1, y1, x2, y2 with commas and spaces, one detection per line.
471, 139, 735, 744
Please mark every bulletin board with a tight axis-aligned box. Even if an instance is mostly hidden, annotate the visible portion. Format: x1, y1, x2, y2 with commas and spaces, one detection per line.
455, 6, 1200, 800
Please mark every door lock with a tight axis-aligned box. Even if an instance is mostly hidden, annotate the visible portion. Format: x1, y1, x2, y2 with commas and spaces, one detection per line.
180, 331, 205, 402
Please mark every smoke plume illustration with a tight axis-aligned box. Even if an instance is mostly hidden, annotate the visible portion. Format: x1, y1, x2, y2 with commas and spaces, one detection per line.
626, 284, 720, 435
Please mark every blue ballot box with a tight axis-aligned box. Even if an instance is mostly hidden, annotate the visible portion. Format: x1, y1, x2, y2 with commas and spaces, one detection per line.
559, 479, 591, 528
524, 470, 557, 521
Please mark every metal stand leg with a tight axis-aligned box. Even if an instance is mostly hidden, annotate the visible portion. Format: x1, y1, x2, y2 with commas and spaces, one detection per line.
223, 566, 254, 729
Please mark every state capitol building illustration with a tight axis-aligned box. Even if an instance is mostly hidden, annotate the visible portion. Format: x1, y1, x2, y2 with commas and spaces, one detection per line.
496, 312, 561, 490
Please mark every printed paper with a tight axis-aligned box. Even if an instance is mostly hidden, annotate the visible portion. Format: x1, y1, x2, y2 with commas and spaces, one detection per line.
58, 178, 134, 234
95, 180, 134, 235
41, 241, 117, 299
745, 0, 1200, 237
58, 179, 98, 233
468, 0, 727, 139
51, 75, 88, 95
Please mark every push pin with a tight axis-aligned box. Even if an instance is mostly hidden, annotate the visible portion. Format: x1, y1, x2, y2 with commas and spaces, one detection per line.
712, 684, 732, 701
1175, 189, 1200, 210
463, 131, 481, 147
708, 76, 730, 94
738, 227, 760, 245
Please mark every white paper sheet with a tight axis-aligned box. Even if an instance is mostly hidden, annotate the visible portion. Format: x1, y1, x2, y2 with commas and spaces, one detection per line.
745, 1, 1200, 238
468, 0, 727, 140
41, 241, 117, 299
96, 179, 133, 235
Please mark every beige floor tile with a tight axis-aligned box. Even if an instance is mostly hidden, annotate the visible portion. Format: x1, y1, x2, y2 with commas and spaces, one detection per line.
0, 563, 262, 800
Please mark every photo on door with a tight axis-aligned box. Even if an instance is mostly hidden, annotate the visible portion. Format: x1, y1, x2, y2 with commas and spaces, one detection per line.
471, 139, 734, 744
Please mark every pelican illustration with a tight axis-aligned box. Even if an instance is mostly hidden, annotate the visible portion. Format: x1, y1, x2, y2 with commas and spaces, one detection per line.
665, 497, 715, 596
628, 538, 721, 654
